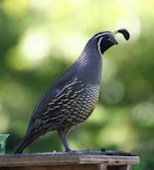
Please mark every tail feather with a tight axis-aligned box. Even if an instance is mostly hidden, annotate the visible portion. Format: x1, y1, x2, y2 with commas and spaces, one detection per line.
14, 137, 31, 154
14, 128, 38, 154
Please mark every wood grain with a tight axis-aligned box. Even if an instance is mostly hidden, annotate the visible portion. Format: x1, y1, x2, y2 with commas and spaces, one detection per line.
0, 152, 140, 167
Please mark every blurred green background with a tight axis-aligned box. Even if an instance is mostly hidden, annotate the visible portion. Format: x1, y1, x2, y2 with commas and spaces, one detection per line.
0, 0, 154, 169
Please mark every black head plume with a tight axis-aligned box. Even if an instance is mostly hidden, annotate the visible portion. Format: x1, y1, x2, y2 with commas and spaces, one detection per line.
115, 29, 130, 40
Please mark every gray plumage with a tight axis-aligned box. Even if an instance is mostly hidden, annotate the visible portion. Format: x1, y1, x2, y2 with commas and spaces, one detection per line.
14, 29, 129, 154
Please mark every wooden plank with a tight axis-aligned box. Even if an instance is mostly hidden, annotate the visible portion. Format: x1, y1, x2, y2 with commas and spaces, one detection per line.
0, 152, 140, 167
98, 164, 107, 170
0, 165, 133, 170
79, 155, 139, 165
0, 165, 99, 170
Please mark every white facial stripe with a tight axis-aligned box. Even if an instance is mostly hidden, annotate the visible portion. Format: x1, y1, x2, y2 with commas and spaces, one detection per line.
97, 36, 103, 55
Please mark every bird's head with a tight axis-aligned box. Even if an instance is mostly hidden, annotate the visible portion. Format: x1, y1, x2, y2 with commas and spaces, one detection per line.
93, 29, 130, 54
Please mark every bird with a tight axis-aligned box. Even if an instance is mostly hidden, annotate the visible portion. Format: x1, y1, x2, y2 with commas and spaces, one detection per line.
14, 29, 130, 154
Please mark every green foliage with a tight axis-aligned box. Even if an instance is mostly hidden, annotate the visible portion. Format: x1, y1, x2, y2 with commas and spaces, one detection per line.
0, 0, 154, 169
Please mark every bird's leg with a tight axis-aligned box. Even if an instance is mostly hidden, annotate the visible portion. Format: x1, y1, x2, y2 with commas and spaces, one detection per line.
58, 130, 71, 152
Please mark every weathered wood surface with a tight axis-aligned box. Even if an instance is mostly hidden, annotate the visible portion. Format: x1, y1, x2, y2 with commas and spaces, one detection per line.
0, 165, 132, 170
0, 152, 140, 170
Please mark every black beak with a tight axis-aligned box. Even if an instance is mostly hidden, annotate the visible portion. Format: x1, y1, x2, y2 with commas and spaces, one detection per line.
107, 37, 118, 45
113, 38, 118, 45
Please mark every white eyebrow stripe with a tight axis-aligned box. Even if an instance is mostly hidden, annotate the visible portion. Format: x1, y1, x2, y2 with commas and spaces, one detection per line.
94, 32, 113, 39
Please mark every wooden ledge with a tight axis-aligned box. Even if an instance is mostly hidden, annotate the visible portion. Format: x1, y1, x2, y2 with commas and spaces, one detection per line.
0, 152, 140, 167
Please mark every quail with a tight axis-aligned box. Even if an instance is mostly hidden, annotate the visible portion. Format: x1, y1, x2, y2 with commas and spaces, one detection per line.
14, 29, 130, 154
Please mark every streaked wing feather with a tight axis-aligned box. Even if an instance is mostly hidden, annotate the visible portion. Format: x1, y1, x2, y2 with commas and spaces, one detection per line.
32, 68, 76, 117
30, 75, 85, 129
